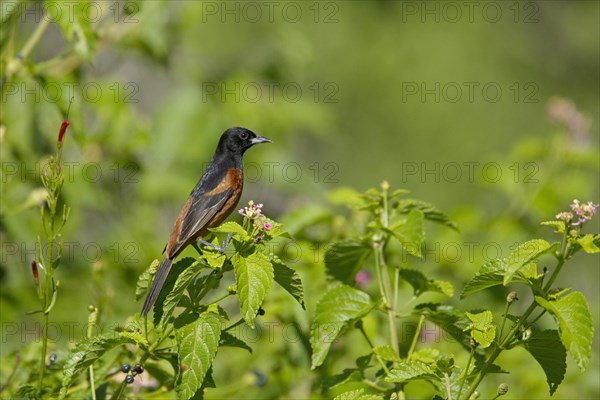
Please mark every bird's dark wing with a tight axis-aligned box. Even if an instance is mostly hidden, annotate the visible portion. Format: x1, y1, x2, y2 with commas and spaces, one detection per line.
166, 189, 232, 258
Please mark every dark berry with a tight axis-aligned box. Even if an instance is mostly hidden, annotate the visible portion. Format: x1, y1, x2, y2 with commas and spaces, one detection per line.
49, 353, 57, 362
258, 307, 265, 316
125, 374, 134, 384
121, 364, 131, 373
133, 363, 144, 374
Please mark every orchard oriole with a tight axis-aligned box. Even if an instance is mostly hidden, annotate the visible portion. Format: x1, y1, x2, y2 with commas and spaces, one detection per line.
141, 127, 271, 316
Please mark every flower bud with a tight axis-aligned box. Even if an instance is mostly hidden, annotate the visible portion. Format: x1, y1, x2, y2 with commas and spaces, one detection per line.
506, 291, 518, 303
31, 260, 39, 286
381, 180, 390, 191
227, 284, 237, 294
57, 120, 69, 149
497, 383, 509, 396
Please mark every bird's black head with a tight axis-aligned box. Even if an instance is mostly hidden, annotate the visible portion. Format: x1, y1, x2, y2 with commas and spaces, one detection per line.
218, 127, 272, 155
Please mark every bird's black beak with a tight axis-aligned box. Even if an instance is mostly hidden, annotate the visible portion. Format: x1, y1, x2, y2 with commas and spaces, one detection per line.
251, 135, 272, 144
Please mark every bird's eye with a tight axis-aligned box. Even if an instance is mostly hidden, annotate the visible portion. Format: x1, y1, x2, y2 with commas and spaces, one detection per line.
240, 132, 248, 139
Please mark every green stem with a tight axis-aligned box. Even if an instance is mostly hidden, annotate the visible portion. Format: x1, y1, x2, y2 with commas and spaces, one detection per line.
456, 347, 474, 400
497, 301, 512, 343
407, 313, 425, 358
110, 380, 127, 400
140, 324, 175, 364
87, 307, 98, 400
5, 18, 51, 84
443, 372, 454, 400
224, 318, 245, 332
356, 321, 390, 374
38, 220, 55, 392
378, 186, 399, 355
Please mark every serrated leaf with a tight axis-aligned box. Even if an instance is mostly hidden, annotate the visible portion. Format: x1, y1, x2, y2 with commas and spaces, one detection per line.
209, 221, 249, 241
15, 385, 39, 399
541, 220, 566, 233
310, 285, 374, 369
409, 347, 440, 364
398, 268, 454, 297
414, 303, 472, 350
576, 234, 600, 254
156, 259, 205, 326
202, 247, 227, 269
323, 369, 363, 390
395, 198, 458, 231
175, 312, 222, 400
390, 209, 425, 257
220, 331, 252, 353
273, 260, 305, 309
232, 252, 274, 328
461, 259, 541, 299
385, 360, 436, 382
59, 335, 136, 399
536, 291, 594, 370
136, 259, 160, 301
324, 241, 371, 284
374, 345, 401, 363
504, 240, 556, 285
465, 311, 496, 348
461, 260, 505, 298
333, 389, 383, 400
521, 330, 566, 395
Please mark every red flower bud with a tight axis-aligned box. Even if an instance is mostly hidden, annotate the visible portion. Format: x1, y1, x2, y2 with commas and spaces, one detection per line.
31, 260, 39, 286
57, 120, 69, 149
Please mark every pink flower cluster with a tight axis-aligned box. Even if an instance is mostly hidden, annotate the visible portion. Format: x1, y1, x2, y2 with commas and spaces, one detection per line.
239, 200, 272, 231
556, 199, 599, 226
239, 200, 263, 219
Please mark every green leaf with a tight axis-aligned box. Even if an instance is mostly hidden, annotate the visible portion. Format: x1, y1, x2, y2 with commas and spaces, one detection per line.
504, 240, 557, 285
202, 242, 227, 269
333, 389, 383, 400
389, 209, 425, 257
324, 241, 371, 284
398, 268, 454, 297
273, 259, 305, 309
521, 330, 566, 395
414, 303, 472, 350
310, 285, 374, 369
395, 198, 458, 231
136, 259, 160, 301
220, 331, 252, 353
16, 385, 39, 399
541, 220, 566, 233
575, 234, 600, 254
323, 369, 364, 390
373, 345, 402, 363
59, 335, 136, 399
461, 259, 543, 298
465, 310, 496, 348
156, 259, 205, 326
409, 347, 440, 364
209, 221, 249, 241
175, 312, 222, 400
232, 252, 274, 328
385, 359, 436, 382
536, 291, 594, 370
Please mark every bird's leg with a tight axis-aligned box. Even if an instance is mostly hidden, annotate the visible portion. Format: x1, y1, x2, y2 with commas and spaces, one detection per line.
197, 233, 232, 253
192, 242, 203, 256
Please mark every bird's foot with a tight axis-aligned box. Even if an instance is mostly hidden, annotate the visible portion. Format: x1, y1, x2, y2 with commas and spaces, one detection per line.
197, 234, 231, 253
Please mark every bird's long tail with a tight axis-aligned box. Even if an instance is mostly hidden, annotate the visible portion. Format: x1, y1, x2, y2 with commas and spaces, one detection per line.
141, 257, 173, 316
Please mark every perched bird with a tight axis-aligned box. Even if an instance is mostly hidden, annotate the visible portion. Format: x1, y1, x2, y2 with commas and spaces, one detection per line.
141, 127, 271, 316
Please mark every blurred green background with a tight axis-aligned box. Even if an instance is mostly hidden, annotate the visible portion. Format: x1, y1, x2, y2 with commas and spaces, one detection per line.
1, 1, 599, 398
